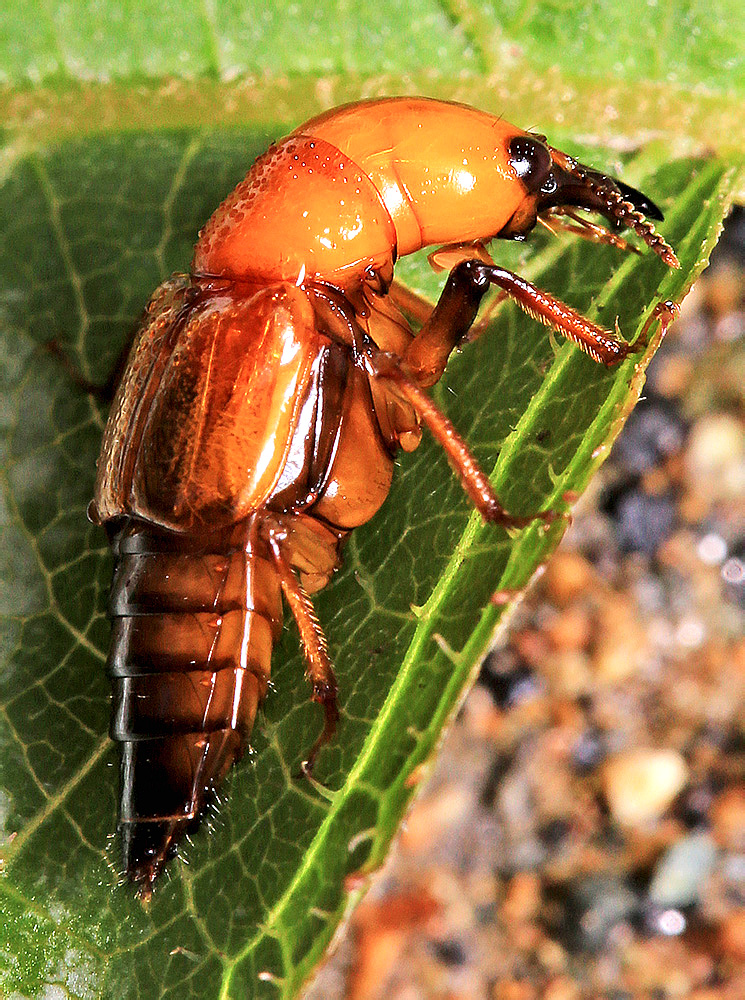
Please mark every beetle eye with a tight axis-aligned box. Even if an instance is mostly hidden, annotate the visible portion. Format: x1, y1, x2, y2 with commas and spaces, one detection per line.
508, 136, 552, 194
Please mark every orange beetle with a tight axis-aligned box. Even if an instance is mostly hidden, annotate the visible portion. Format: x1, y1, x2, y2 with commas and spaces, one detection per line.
91, 97, 678, 892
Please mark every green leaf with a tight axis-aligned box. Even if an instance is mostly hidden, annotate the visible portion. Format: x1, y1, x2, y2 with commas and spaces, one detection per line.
0, 2, 743, 998
1, 0, 742, 90
0, 123, 741, 998
0, 1, 742, 158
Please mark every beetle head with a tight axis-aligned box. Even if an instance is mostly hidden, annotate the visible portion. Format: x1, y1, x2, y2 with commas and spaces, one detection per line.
501, 135, 679, 268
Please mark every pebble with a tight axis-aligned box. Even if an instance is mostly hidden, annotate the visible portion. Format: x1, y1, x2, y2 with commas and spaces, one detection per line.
602, 750, 689, 827
572, 729, 607, 773
430, 937, 466, 966
719, 908, 745, 961
548, 649, 594, 698
703, 260, 743, 316
479, 652, 541, 711
462, 684, 503, 740
492, 980, 536, 1000
399, 785, 474, 854
543, 552, 595, 606
501, 872, 541, 926
612, 396, 686, 476
711, 787, 745, 851
653, 354, 694, 399
536, 937, 569, 974
547, 606, 593, 652
548, 874, 637, 952
592, 595, 649, 684
648, 831, 717, 908
685, 413, 744, 503
612, 490, 677, 556
542, 977, 579, 1000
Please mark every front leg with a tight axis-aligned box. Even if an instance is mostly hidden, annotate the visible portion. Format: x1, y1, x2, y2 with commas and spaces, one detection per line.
403, 259, 638, 388
367, 254, 640, 527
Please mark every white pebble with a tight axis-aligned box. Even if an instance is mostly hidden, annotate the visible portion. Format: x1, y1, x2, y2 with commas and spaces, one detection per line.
602, 749, 688, 827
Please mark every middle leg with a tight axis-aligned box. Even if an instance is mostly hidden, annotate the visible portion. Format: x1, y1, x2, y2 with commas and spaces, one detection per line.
368, 353, 553, 529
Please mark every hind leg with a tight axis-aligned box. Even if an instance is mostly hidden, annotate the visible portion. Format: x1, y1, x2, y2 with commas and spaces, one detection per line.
46, 337, 133, 401
267, 534, 339, 773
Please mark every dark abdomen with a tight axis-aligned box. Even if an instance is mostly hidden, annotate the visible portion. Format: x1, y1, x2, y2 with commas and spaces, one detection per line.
106, 515, 282, 888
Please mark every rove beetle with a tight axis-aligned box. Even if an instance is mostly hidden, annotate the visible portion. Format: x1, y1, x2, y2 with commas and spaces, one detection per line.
90, 97, 678, 892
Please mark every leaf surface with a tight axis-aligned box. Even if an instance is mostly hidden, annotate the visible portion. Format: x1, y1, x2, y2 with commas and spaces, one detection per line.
0, 2, 743, 998
0, 1, 742, 158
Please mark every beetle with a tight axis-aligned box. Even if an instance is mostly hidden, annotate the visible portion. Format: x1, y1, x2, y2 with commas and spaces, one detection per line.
89, 97, 678, 893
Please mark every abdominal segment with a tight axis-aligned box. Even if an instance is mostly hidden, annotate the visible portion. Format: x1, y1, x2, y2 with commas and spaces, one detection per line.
106, 515, 282, 888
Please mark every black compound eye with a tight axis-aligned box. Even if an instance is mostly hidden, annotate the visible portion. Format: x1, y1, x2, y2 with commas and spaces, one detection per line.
508, 136, 552, 194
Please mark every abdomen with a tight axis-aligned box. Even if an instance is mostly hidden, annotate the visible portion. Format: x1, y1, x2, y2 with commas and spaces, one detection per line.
107, 515, 282, 887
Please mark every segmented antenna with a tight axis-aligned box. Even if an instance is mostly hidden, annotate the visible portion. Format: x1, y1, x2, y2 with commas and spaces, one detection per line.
587, 177, 680, 269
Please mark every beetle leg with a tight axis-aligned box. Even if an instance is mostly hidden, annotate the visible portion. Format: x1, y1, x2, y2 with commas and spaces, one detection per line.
387, 280, 437, 326
401, 260, 489, 387
404, 259, 636, 387
388, 265, 495, 346
370, 354, 552, 529
45, 338, 131, 402
539, 208, 641, 255
267, 534, 339, 772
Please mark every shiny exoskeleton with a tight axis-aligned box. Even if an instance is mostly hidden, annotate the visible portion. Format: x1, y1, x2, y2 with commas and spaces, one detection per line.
91, 97, 678, 892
